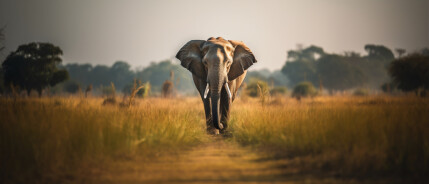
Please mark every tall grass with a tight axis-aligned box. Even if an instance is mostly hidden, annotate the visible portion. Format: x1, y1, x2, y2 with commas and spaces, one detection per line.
230, 96, 429, 177
0, 97, 207, 182
1, 95, 428, 182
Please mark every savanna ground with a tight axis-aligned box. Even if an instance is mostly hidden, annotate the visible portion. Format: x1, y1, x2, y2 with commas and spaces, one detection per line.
1, 95, 428, 183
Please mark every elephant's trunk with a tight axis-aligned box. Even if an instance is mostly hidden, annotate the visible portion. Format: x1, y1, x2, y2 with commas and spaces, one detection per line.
210, 93, 223, 130
209, 72, 225, 130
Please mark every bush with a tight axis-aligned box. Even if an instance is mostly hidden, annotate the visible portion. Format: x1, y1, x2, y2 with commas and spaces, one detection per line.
292, 82, 317, 98
270, 86, 288, 96
246, 78, 269, 97
63, 81, 80, 94
353, 88, 369, 96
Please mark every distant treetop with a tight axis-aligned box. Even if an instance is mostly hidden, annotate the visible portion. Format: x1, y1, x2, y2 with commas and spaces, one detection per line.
2, 42, 68, 96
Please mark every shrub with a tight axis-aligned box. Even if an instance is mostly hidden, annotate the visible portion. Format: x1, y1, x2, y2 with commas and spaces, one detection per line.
270, 86, 288, 96
63, 81, 80, 94
292, 82, 317, 98
246, 78, 269, 97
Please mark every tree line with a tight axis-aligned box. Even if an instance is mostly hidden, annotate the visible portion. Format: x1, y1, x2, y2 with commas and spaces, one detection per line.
247, 44, 429, 95
281, 44, 395, 91
0, 38, 428, 97
61, 60, 194, 95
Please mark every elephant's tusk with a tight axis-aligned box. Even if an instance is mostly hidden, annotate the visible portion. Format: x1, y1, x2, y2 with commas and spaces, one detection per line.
225, 83, 232, 99
204, 83, 209, 99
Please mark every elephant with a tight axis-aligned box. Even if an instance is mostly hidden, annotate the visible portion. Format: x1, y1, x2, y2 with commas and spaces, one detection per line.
176, 37, 257, 134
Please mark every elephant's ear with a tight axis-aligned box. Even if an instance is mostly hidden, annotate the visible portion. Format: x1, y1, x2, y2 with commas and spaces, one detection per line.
176, 40, 207, 79
228, 40, 257, 81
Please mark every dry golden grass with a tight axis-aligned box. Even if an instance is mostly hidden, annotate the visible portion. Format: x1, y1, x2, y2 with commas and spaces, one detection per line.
0, 97, 208, 183
230, 96, 429, 178
1, 95, 428, 183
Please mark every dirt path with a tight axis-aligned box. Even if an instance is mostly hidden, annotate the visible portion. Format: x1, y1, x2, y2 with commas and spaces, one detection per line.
82, 137, 350, 184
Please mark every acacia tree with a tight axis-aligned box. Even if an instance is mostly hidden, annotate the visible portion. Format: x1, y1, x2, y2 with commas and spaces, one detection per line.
364, 44, 395, 62
2, 42, 69, 96
389, 53, 429, 94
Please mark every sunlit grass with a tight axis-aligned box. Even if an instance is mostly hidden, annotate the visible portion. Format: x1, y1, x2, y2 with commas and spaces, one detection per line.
1, 95, 428, 182
0, 97, 208, 182
230, 96, 429, 177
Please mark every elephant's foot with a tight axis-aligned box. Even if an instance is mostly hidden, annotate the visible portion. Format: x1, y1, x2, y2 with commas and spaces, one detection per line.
207, 127, 220, 135
220, 128, 232, 137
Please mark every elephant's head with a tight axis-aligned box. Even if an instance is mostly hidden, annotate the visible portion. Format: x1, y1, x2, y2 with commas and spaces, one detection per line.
176, 37, 257, 130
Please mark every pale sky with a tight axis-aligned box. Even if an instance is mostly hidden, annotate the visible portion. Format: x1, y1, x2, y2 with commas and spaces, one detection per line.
1, 0, 428, 71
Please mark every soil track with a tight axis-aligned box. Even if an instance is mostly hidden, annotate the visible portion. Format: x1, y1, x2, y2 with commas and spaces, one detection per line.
81, 137, 371, 184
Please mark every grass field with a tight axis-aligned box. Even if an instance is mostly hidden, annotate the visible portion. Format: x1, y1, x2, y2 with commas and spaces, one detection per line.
1, 95, 428, 183
230, 96, 429, 178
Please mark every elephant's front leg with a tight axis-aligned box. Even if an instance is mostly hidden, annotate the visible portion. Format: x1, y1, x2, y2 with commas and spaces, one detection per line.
203, 98, 219, 134
202, 98, 212, 130
220, 87, 232, 132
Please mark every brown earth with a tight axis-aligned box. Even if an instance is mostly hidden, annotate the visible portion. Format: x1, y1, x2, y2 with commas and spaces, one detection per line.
74, 136, 394, 184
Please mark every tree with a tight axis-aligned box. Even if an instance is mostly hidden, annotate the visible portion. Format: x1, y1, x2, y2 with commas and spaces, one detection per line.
364, 44, 395, 62
2, 42, 69, 96
109, 61, 134, 90
0, 27, 4, 93
381, 82, 396, 93
63, 63, 93, 87
0, 67, 4, 94
358, 44, 395, 88
136, 60, 194, 93
317, 54, 366, 91
281, 45, 324, 87
89, 65, 111, 87
388, 53, 429, 93
282, 60, 317, 86
63, 60, 193, 95
395, 48, 406, 58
